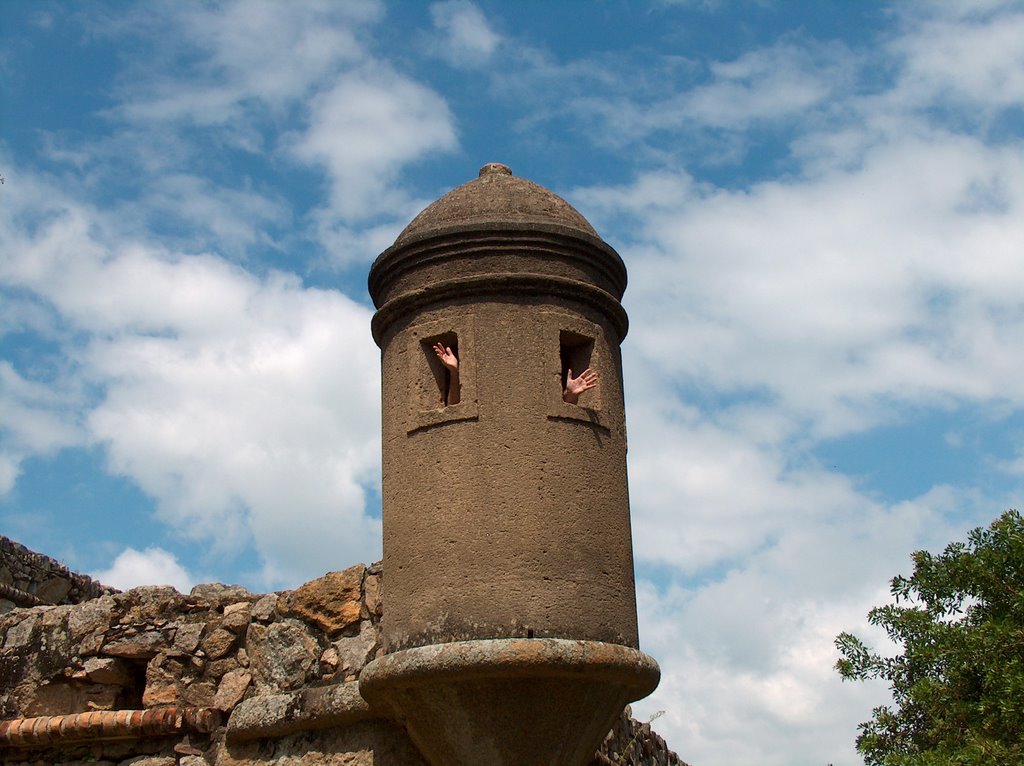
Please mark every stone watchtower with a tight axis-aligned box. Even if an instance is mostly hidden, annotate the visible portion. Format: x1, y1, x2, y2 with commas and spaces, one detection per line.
360, 163, 659, 766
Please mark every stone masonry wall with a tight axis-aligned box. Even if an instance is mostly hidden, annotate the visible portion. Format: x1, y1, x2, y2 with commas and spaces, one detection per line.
0, 563, 382, 765
0, 536, 114, 611
0, 558, 685, 766
597, 708, 690, 766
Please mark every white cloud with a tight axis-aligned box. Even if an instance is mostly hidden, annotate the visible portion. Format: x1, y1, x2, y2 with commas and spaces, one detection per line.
0, 454, 20, 496
125, 174, 291, 256
0, 362, 84, 455
93, 546, 195, 592
0, 358, 87, 498
680, 42, 851, 130
109, 0, 382, 126
429, 1, 501, 67
582, 124, 1024, 440
628, 483, 987, 766
85, 276, 382, 585
570, 5, 1024, 763
891, 1, 1024, 112
288, 63, 457, 225
0, 169, 382, 587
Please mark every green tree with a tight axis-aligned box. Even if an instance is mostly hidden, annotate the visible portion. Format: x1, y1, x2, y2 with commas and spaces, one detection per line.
835, 509, 1024, 766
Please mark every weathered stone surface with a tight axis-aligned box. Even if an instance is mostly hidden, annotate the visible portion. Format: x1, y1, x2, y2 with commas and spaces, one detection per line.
182, 679, 216, 707
250, 593, 277, 623
0, 551, 684, 766
82, 657, 133, 686
0, 534, 113, 607
141, 651, 193, 708
281, 567, 363, 636
225, 681, 377, 742
206, 657, 239, 678
320, 646, 340, 671
103, 631, 165, 659
118, 586, 181, 621
221, 602, 251, 633
121, 757, 175, 766
247, 620, 317, 691
332, 621, 378, 680
142, 661, 181, 707
189, 583, 252, 603
24, 680, 120, 715
214, 668, 251, 711
226, 689, 297, 738
78, 630, 105, 656
3, 611, 38, 648
36, 576, 72, 604
201, 627, 237, 659
362, 568, 382, 619
39, 603, 73, 627
172, 621, 204, 653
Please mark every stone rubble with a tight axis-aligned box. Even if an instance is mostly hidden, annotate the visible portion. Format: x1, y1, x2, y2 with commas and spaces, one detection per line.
0, 552, 684, 765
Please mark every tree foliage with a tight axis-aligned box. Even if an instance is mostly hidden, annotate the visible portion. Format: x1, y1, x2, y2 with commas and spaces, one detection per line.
835, 510, 1024, 766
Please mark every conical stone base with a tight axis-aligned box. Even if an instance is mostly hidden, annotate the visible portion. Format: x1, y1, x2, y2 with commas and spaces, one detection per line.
359, 638, 660, 766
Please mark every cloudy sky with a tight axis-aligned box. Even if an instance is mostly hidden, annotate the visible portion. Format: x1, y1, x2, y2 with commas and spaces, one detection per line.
2, 1, 1023, 763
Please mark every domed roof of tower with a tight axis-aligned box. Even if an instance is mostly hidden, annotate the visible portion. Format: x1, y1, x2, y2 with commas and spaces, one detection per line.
394, 163, 600, 246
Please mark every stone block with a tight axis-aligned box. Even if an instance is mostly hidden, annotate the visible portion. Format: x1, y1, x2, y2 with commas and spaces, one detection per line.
103, 631, 166, 660
183, 679, 217, 707
67, 596, 114, 640
281, 566, 364, 636
82, 657, 133, 686
172, 622, 204, 653
3, 612, 38, 649
250, 593, 277, 623
201, 627, 237, 660
247, 620, 317, 691
190, 583, 252, 604
221, 603, 251, 635
214, 668, 251, 711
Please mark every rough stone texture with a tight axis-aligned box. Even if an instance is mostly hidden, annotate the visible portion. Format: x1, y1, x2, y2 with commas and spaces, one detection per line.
369, 164, 638, 654
79, 657, 133, 686
280, 567, 364, 636
219, 722, 429, 766
246, 620, 318, 692
594, 708, 692, 766
0, 536, 114, 612
0, 568, 379, 722
214, 670, 251, 712
202, 627, 238, 660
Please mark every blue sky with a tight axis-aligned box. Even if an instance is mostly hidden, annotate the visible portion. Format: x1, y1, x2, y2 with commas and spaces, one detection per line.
2, 1, 1024, 764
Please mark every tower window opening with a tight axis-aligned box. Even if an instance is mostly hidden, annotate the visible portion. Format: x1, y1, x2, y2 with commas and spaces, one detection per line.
560, 331, 596, 405
424, 332, 460, 407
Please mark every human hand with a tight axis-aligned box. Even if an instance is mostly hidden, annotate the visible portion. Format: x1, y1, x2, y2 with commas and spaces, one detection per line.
433, 343, 458, 372
563, 367, 598, 404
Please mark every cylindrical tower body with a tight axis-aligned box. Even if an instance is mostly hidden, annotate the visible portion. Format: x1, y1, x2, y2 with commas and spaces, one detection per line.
369, 163, 638, 652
